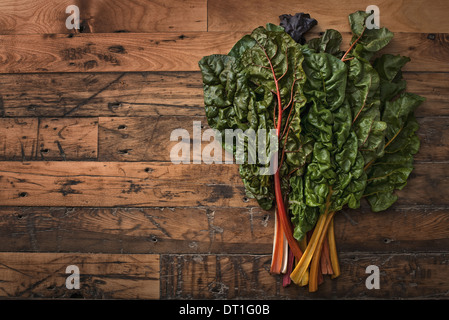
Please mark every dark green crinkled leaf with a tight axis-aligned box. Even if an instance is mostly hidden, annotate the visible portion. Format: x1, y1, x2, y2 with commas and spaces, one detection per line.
362, 51, 425, 212
199, 24, 309, 210
307, 29, 343, 58
364, 92, 425, 212
348, 11, 394, 61
373, 54, 410, 105
289, 50, 369, 240
198, 10, 425, 244
346, 57, 386, 165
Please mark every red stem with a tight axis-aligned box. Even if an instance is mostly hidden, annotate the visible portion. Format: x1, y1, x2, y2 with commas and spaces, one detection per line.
341, 27, 366, 62
256, 42, 303, 261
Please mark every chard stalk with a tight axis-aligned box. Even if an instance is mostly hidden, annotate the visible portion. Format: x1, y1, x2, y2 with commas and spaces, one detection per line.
257, 42, 304, 262
290, 187, 334, 287
328, 217, 341, 279
308, 211, 335, 292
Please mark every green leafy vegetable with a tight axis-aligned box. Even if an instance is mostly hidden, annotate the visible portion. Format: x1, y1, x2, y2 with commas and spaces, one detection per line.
198, 10, 425, 292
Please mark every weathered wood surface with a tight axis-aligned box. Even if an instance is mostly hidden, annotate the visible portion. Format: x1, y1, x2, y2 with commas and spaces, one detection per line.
0, 0, 207, 34
161, 252, 449, 299
0, 72, 445, 118
0, 32, 447, 73
1, 115, 447, 162
0, 205, 447, 254
0, 0, 448, 300
208, 0, 449, 34
0, 161, 447, 207
1, 0, 447, 35
0, 252, 159, 299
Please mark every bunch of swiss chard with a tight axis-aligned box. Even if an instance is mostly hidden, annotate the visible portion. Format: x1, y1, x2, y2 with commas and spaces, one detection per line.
198, 11, 425, 292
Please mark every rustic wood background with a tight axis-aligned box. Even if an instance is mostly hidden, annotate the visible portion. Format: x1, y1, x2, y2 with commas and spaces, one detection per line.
0, 0, 448, 300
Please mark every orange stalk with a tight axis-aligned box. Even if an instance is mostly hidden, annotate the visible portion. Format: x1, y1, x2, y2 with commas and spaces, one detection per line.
341, 26, 366, 62
328, 217, 341, 279
320, 234, 334, 275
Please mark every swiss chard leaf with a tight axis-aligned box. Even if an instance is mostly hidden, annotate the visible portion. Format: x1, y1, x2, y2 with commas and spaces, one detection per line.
348, 11, 394, 61
199, 24, 309, 210
307, 29, 343, 58
289, 50, 369, 240
373, 53, 410, 105
199, 53, 275, 209
364, 92, 424, 211
363, 51, 425, 212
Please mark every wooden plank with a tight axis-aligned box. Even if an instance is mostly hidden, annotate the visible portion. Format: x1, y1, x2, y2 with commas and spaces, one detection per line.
0, 161, 446, 208
0, 32, 446, 73
0, 161, 248, 207
334, 205, 449, 253
0, 0, 206, 34
0, 32, 240, 73
160, 253, 449, 299
38, 118, 98, 160
1, 103, 445, 164
208, 0, 449, 33
97, 115, 449, 163
0, 206, 272, 254
1, 71, 445, 118
0, 205, 447, 254
0, 72, 204, 118
404, 72, 449, 117
0, 118, 38, 161
0, 252, 159, 299
416, 116, 449, 162
98, 116, 201, 162
0, 117, 98, 160
99, 116, 230, 162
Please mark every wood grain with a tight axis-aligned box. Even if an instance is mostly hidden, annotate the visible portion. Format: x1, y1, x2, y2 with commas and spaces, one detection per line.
0, 205, 447, 254
0, 0, 206, 34
0, 72, 204, 118
0, 161, 446, 208
0, 206, 272, 254
0, 118, 38, 161
38, 118, 98, 160
1, 72, 446, 118
99, 116, 202, 162
96, 115, 449, 162
0, 32, 241, 73
0, 161, 248, 207
0, 117, 98, 160
160, 253, 449, 299
0, 32, 446, 73
208, 0, 449, 33
0, 252, 159, 299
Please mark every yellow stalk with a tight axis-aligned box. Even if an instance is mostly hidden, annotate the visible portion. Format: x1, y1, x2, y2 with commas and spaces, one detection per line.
297, 236, 309, 286
308, 211, 335, 292
290, 212, 327, 285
